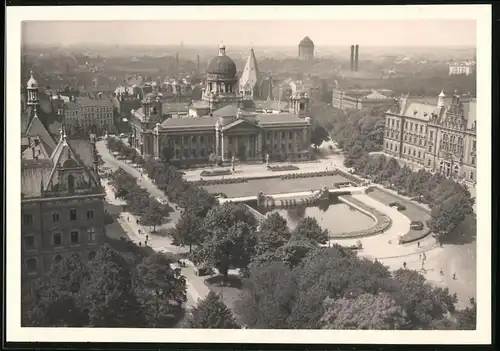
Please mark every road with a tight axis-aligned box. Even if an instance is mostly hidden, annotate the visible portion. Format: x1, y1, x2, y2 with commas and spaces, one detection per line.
97, 140, 208, 308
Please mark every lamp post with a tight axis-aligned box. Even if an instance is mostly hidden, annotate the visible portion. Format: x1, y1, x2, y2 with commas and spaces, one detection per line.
265, 153, 270, 169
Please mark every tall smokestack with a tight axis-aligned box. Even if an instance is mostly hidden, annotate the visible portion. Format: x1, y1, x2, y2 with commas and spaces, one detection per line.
350, 45, 354, 71
355, 45, 359, 72
197, 55, 200, 72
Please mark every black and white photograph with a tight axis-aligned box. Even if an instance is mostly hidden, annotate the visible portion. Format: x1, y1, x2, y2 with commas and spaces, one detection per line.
5, 4, 492, 345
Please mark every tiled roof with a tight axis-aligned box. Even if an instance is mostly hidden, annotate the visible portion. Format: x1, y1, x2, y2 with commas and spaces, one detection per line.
257, 113, 308, 125
239, 48, 260, 92
402, 103, 436, 121
254, 100, 289, 111
76, 97, 114, 106
21, 160, 53, 198
160, 116, 218, 128
161, 102, 191, 114
213, 104, 240, 118
25, 114, 57, 153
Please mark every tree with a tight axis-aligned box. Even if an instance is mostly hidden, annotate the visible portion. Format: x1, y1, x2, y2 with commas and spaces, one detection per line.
292, 216, 329, 245
319, 293, 407, 330
22, 253, 90, 327
184, 291, 239, 329
255, 213, 291, 255
311, 124, 329, 148
455, 303, 476, 330
234, 261, 296, 329
140, 198, 168, 232
203, 202, 257, 233
80, 245, 140, 327
174, 210, 204, 252
192, 222, 257, 283
391, 269, 457, 329
428, 190, 474, 241
134, 252, 187, 327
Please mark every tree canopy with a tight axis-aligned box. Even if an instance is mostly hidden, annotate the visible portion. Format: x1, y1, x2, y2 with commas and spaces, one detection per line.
184, 291, 240, 329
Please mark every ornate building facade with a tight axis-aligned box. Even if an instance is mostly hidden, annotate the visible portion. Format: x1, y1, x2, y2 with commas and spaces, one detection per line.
298, 36, 314, 61
129, 43, 312, 165
21, 73, 106, 280
383, 90, 477, 184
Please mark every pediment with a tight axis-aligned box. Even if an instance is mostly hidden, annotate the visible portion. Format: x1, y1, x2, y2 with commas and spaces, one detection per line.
222, 118, 262, 132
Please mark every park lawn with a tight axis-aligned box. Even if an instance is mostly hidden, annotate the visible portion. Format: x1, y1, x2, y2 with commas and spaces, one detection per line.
202, 174, 352, 198
367, 188, 432, 243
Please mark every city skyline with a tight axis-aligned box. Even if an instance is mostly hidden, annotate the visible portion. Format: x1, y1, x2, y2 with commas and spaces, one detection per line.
22, 20, 477, 48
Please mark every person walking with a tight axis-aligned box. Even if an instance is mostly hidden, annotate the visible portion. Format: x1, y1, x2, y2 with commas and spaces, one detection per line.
417, 241, 420, 248
453, 273, 456, 280
403, 262, 407, 269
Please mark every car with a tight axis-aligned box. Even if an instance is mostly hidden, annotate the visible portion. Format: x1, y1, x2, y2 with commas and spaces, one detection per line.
194, 266, 213, 276
389, 202, 406, 211
410, 221, 424, 230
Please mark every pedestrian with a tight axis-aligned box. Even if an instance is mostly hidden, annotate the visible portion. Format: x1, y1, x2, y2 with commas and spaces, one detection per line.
139, 241, 142, 247
403, 262, 407, 269
470, 297, 475, 305
440, 269, 444, 276
136, 219, 139, 224
127, 216, 130, 222
419, 253, 422, 260
453, 273, 456, 280
417, 241, 420, 248
146, 235, 149, 241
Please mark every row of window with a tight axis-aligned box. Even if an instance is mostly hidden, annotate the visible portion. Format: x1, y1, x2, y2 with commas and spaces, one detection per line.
23, 228, 96, 251
24, 250, 96, 274
78, 107, 113, 112
266, 131, 300, 141
23, 209, 94, 226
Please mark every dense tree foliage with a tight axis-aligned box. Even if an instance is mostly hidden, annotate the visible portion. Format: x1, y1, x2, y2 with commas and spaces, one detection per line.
22, 245, 186, 328
235, 245, 466, 330
346, 154, 475, 242
292, 216, 329, 244
320, 293, 407, 330
183, 291, 240, 329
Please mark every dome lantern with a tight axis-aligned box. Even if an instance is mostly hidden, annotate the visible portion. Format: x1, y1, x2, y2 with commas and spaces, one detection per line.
27, 70, 38, 89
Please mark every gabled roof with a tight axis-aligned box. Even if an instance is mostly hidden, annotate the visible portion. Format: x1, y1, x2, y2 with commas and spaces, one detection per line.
46, 137, 100, 190
21, 160, 53, 198
221, 118, 262, 132
213, 104, 241, 118
239, 48, 260, 91
402, 103, 437, 122
24, 111, 57, 154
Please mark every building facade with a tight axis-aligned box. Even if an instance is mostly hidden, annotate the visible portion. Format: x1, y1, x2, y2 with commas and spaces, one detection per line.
449, 62, 476, 76
21, 73, 106, 281
298, 36, 314, 61
383, 90, 476, 183
63, 95, 114, 136
129, 44, 313, 165
332, 89, 395, 111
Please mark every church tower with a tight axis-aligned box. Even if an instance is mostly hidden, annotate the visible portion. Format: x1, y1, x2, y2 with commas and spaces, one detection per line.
239, 47, 260, 99
437, 90, 446, 108
26, 71, 39, 111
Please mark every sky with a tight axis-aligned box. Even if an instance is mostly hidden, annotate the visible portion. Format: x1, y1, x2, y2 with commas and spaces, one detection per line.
22, 20, 477, 48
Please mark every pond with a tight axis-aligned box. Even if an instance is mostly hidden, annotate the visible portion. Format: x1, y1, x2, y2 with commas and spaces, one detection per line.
261, 199, 375, 234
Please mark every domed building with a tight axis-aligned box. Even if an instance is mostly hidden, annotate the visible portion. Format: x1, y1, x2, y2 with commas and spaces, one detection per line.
298, 36, 314, 61
130, 42, 313, 166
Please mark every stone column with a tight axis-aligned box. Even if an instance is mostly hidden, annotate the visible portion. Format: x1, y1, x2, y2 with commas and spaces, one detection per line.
246, 135, 251, 159
215, 124, 220, 157
222, 133, 227, 161
257, 132, 262, 159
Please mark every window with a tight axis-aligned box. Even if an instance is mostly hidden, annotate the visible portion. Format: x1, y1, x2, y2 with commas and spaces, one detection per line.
385, 142, 388, 149
87, 210, 94, 220
403, 147, 406, 154
53, 233, 62, 246
472, 140, 476, 151
88, 228, 96, 242
427, 159, 431, 166
471, 156, 476, 165
24, 235, 35, 250
68, 174, 75, 193
69, 209, 77, 221
418, 151, 421, 158
26, 258, 37, 274
52, 213, 60, 222
23, 214, 33, 226
428, 145, 432, 152
413, 149, 416, 157
70, 231, 79, 245
395, 145, 398, 152
470, 172, 474, 180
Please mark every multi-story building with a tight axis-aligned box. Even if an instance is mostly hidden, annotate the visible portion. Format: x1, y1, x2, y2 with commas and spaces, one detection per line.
63, 95, 114, 136
383, 90, 476, 183
129, 43, 312, 165
332, 88, 395, 111
449, 61, 476, 76
20, 73, 106, 280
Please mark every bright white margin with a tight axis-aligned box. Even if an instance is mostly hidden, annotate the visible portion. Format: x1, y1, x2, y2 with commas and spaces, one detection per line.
6, 4, 492, 345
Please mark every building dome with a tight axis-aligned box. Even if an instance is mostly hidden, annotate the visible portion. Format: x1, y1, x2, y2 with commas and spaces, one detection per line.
299, 36, 314, 47
207, 43, 237, 77
27, 70, 38, 89
207, 55, 237, 77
